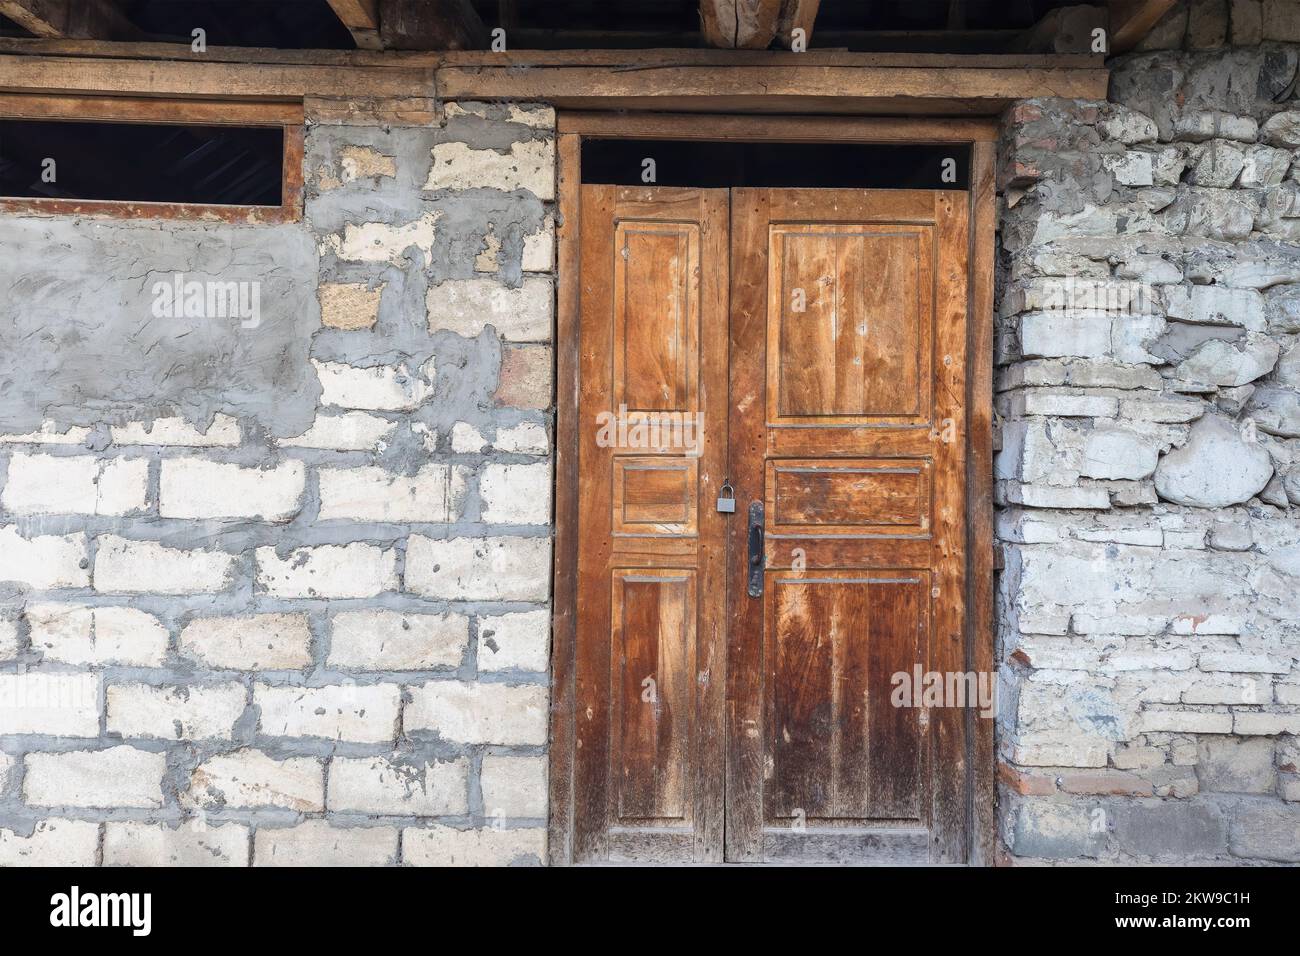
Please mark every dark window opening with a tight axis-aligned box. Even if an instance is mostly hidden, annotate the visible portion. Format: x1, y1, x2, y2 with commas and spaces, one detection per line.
0, 120, 285, 206
581, 139, 971, 190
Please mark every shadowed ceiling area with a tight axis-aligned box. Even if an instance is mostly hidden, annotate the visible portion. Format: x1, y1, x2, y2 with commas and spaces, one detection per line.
0, 0, 1128, 52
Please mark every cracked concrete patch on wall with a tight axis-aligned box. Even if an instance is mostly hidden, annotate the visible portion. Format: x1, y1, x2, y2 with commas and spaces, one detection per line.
0, 218, 321, 437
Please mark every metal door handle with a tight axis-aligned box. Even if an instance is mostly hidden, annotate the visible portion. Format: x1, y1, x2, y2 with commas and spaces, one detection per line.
747, 501, 764, 598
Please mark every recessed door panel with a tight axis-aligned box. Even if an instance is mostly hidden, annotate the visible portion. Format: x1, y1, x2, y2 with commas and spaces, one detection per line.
768, 224, 932, 426
611, 569, 696, 824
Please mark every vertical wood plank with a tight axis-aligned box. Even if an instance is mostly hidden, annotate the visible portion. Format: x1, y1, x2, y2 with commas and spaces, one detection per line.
548, 132, 582, 866
929, 189, 970, 863
726, 187, 771, 862
967, 139, 998, 867
695, 187, 730, 863
573, 183, 616, 862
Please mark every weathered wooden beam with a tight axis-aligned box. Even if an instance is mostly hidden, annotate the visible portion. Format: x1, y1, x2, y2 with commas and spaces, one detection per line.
0, 53, 434, 99
1108, 0, 1178, 53
380, 0, 487, 51
776, 0, 820, 50
0, 0, 138, 39
325, 0, 382, 51
700, 0, 782, 49
0, 48, 1106, 116
437, 62, 1111, 115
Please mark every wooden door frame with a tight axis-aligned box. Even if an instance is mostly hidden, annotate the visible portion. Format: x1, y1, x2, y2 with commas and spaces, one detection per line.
550, 112, 997, 866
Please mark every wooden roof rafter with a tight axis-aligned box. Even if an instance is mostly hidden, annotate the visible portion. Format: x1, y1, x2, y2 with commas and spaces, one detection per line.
0, 0, 139, 40
1107, 0, 1178, 54
324, 0, 382, 51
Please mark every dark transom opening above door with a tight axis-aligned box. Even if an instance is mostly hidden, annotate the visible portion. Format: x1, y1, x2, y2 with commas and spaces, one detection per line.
580, 139, 972, 189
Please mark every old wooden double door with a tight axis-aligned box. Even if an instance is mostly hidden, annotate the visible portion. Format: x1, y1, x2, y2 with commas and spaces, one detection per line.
574, 183, 972, 864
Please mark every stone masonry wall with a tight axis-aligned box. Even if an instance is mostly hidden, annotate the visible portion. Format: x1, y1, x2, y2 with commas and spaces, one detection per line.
997, 10, 1300, 862
0, 102, 556, 865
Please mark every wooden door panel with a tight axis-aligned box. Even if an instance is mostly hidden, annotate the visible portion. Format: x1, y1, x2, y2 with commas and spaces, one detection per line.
766, 458, 932, 535
611, 569, 695, 824
764, 571, 927, 824
728, 187, 970, 864
612, 457, 699, 537
613, 219, 699, 415
574, 185, 728, 864
768, 224, 931, 424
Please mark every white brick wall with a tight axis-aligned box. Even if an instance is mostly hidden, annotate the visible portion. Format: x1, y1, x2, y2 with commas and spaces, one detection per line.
0, 819, 100, 867
0, 672, 100, 736
103, 822, 249, 867
254, 683, 400, 742
179, 613, 312, 670
0, 527, 89, 589
313, 359, 433, 411
160, 459, 305, 521
27, 604, 169, 666
0, 617, 17, 660
186, 750, 324, 812
405, 681, 547, 744
426, 139, 555, 199
256, 543, 398, 598
24, 747, 166, 809
253, 821, 398, 867
95, 536, 234, 594
106, 682, 247, 740
328, 609, 467, 670
401, 825, 544, 866
405, 535, 550, 600
317, 464, 467, 522
481, 755, 547, 817
477, 609, 549, 672
111, 414, 240, 447
480, 462, 552, 524
277, 411, 396, 451
426, 277, 553, 341
327, 756, 469, 815
3, 453, 148, 516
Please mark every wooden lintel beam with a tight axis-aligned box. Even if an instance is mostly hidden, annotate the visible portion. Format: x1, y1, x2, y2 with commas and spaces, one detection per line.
0, 0, 138, 40
0, 53, 434, 100
1108, 0, 1178, 54
436, 63, 1110, 115
325, 0, 382, 51
0, 50, 1106, 117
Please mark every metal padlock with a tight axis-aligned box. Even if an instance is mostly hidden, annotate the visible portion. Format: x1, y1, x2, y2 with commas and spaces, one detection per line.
716, 481, 736, 514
